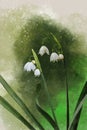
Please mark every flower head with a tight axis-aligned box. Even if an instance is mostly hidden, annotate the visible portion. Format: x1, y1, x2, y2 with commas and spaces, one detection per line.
39, 45, 49, 56
34, 69, 41, 77
58, 54, 64, 60
50, 52, 59, 62
24, 62, 36, 72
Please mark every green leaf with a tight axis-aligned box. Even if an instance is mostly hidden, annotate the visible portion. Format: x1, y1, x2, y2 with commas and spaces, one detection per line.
36, 99, 58, 129
71, 108, 82, 130
0, 75, 44, 130
75, 82, 87, 110
0, 96, 35, 130
50, 33, 62, 50
32, 49, 42, 72
70, 81, 87, 130
68, 94, 87, 130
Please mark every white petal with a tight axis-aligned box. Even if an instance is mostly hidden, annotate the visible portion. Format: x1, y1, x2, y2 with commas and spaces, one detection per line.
50, 52, 59, 62
39, 45, 49, 56
24, 62, 36, 72
34, 69, 40, 77
24, 62, 31, 71
29, 62, 36, 71
58, 54, 64, 60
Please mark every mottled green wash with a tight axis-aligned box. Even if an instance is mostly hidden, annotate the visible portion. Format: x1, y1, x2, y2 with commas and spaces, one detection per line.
0, 8, 87, 130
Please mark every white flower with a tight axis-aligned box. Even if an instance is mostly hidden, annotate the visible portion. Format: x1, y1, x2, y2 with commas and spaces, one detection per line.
50, 52, 59, 62
24, 62, 36, 72
58, 54, 64, 60
34, 69, 41, 77
38, 45, 49, 56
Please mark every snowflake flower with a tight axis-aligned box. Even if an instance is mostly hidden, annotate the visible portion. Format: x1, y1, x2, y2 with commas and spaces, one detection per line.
39, 45, 49, 56
50, 52, 59, 62
24, 62, 36, 72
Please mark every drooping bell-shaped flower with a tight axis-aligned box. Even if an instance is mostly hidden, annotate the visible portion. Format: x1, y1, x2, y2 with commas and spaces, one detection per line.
24, 62, 36, 72
34, 69, 41, 77
58, 54, 64, 60
50, 52, 59, 62
38, 45, 49, 56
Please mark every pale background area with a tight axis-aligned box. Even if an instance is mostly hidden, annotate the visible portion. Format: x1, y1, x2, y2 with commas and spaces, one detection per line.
0, 0, 87, 130
0, 0, 87, 16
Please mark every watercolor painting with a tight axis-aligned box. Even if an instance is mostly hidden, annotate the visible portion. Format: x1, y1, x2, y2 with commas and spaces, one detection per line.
0, 0, 87, 130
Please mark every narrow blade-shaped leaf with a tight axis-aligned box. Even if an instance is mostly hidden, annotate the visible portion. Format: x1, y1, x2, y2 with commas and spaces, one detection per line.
68, 95, 87, 130
71, 82, 87, 130
32, 49, 42, 72
0, 75, 44, 130
71, 108, 82, 130
50, 33, 62, 50
0, 96, 35, 130
75, 82, 87, 110
36, 99, 58, 129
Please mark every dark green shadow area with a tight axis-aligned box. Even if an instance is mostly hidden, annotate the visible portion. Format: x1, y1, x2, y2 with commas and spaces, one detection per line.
13, 15, 87, 130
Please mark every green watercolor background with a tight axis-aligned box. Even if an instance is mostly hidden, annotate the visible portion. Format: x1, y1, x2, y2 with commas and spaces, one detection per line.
0, 7, 87, 130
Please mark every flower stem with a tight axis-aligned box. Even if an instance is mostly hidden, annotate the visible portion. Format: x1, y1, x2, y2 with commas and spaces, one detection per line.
63, 59, 70, 130
41, 73, 60, 130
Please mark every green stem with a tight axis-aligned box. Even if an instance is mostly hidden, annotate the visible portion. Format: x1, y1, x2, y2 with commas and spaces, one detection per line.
63, 60, 70, 130
41, 73, 60, 130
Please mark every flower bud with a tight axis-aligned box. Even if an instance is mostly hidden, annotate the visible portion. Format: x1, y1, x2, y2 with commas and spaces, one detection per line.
58, 54, 64, 60
34, 69, 40, 77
